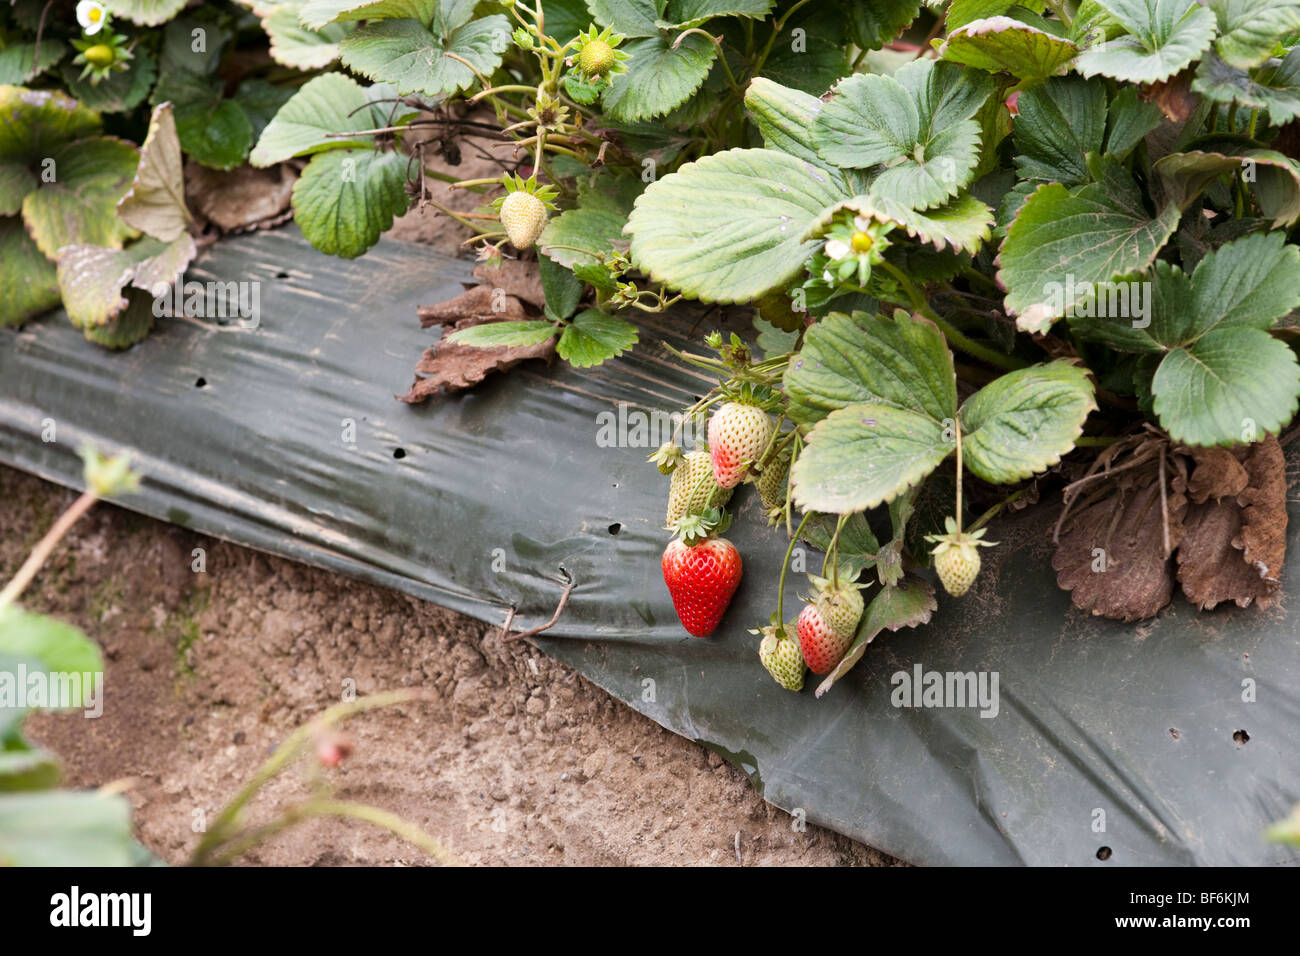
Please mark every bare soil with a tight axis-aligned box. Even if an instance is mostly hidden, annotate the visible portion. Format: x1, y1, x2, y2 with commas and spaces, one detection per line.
5, 468, 891, 866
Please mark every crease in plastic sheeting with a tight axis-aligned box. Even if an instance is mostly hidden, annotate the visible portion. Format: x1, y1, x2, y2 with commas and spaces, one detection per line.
3, 227, 1300, 867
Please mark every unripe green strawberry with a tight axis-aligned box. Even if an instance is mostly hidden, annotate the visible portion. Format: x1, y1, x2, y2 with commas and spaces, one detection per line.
796, 578, 864, 674
755, 444, 791, 513
708, 401, 773, 489
666, 450, 732, 528
578, 39, 616, 77
758, 626, 805, 691
500, 190, 547, 249
926, 518, 997, 598
83, 44, 115, 67
934, 545, 980, 597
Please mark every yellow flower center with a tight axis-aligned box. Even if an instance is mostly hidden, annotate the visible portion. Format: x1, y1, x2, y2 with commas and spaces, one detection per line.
88, 7, 102, 21
851, 231, 874, 253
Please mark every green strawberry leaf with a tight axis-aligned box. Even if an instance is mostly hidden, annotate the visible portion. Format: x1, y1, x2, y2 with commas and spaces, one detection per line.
857, 193, 995, 255
755, 5, 849, 95
1154, 147, 1300, 227
103, 0, 189, 25
586, 0, 665, 37
744, 77, 825, 166
299, 0, 476, 30
843, 0, 923, 51
540, 0, 592, 43
812, 60, 993, 209
1207, 0, 1300, 70
790, 404, 953, 514
997, 156, 1180, 331
0, 86, 101, 161
446, 319, 560, 347
0, 40, 67, 85
1192, 48, 1300, 124
1152, 329, 1300, 446
117, 102, 192, 243
538, 170, 642, 268
61, 46, 157, 114
0, 607, 103, 705
1071, 234, 1300, 445
626, 147, 848, 303
1012, 75, 1108, 185
292, 147, 412, 258
0, 791, 135, 866
57, 236, 197, 330
805, 512, 882, 579
556, 309, 638, 367
159, 15, 231, 76
600, 33, 715, 123
1104, 85, 1164, 158
959, 360, 1097, 484
151, 70, 254, 171
340, 13, 511, 97
78, 291, 157, 349
0, 748, 61, 792
540, 254, 584, 321
814, 573, 936, 697
264, 3, 355, 69
784, 309, 958, 426
938, 16, 1078, 83
948, 0, 1047, 30
0, 163, 35, 217
1075, 0, 1216, 84
670, 0, 774, 29
252, 75, 409, 167
0, 216, 59, 326
233, 79, 295, 145
22, 136, 140, 259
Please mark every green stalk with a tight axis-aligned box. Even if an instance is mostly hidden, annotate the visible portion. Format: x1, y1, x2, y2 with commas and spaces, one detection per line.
879, 261, 1026, 370
777, 511, 813, 622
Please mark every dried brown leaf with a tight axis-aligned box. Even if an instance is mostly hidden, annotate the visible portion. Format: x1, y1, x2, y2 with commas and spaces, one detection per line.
1176, 438, 1287, 610
400, 258, 553, 402
184, 162, 297, 233
1052, 460, 1188, 621
472, 259, 546, 311
1183, 446, 1249, 503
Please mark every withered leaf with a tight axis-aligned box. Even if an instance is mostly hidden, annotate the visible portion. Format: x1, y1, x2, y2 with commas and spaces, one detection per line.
1053, 460, 1188, 621
400, 264, 555, 402
472, 259, 546, 311
185, 162, 297, 233
1176, 438, 1287, 611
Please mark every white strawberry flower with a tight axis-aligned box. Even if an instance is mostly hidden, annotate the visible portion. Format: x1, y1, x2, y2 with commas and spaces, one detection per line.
76, 1, 108, 35
823, 238, 851, 261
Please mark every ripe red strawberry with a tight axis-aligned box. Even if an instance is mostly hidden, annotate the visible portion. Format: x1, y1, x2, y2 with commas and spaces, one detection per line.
708, 401, 773, 489
796, 578, 864, 674
662, 512, 742, 637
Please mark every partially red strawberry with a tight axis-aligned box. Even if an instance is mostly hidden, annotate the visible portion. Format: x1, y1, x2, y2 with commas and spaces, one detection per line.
796, 577, 865, 674
662, 511, 742, 637
708, 401, 773, 489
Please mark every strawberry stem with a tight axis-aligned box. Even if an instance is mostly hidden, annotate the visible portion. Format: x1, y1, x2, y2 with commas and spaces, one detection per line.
777, 511, 813, 622
955, 417, 964, 535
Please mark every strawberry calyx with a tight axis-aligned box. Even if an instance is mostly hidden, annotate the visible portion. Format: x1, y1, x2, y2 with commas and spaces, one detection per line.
673, 507, 730, 546
924, 516, 999, 553
648, 441, 684, 475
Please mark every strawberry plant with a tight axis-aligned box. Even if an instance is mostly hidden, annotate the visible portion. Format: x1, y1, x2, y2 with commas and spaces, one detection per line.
618, 2, 1300, 693
1, 1, 319, 340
